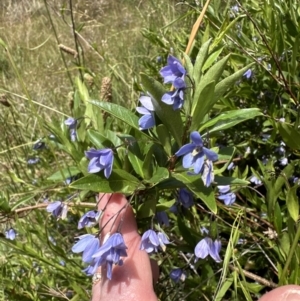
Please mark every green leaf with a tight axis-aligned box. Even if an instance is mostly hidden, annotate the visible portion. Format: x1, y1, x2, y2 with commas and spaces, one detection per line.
140, 73, 184, 146
202, 46, 224, 72
75, 77, 99, 129
214, 146, 236, 174
10, 194, 36, 211
214, 176, 249, 186
211, 15, 246, 49
89, 100, 150, 140
278, 122, 300, 150
137, 198, 156, 218
172, 172, 217, 213
70, 170, 144, 194
156, 124, 172, 156
44, 120, 82, 162
87, 129, 112, 149
214, 63, 255, 102
156, 199, 175, 211
75, 77, 89, 103
193, 38, 212, 84
47, 166, 80, 182
200, 108, 263, 133
142, 144, 155, 180
147, 167, 169, 185
0, 196, 10, 212
286, 185, 299, 222
127, 144, 144, 178
182, 52, 194, 77
191, 80, 215, 131
192, 55, 230, 118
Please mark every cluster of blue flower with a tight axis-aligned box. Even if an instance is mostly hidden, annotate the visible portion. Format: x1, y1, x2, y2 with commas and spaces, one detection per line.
22, 55, 241, 283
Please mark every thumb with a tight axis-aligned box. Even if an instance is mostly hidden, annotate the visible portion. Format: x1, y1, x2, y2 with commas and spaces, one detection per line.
92, 193, 158, 301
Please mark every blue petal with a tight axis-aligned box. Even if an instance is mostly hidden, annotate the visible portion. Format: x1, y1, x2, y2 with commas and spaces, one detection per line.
194, 155, 204, 174
139, 114, 155, 130
161, 92, 174, 105
136, 106, 150, 115
46, 201, 62, 213
104, 163, 113, 178
85, 148, 101, 159
173, 77, 186, 89
190, 132, 203, 146
82, 239, 100, 263
217, 185, 230, 194
175, 143, 194, 157
210, 240, 222, 262
182, 153, 194, 168
203, 148, 218, 161
139, 96, 155, 111
194, 238, 211, 259
72, 234, 95, 253
87, 157, 101, 173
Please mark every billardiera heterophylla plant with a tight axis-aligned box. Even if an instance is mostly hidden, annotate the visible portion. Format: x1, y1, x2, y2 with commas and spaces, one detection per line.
136, 95, 155, 130
175, 131, 218, 178
64, 117, 77, 142
72, 234, 100, 263
140, 229, 170, 253
38, 41, 270, 289
5, 228, 16, 240
155, 211, 170, 227
217, 185, 236, 206
46, 201, 65, 218
91, 232, 128, 280
178, 188, 194, 208
85, 148, 114, 178
194, 237, 222, 263
170, 268, 186, 283
78, 210, 102, 229
160, 55, 187, 110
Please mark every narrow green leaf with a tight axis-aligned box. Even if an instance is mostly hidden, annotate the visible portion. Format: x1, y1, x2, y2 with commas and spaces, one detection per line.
278, 122, 300, 150
87, 129, 112, 149
182, 52, 193, 77
286, 185, 299, 222
214, 176, 249, 186
192, 55, 230, 117
211, 15, 245, 49
89, 100, 150, 139
156, 199, 175, 211
191, 80, 215, 130
215, 278, 234, 301
142, 144, 155, 180
127, 143, 144, 178
137, 198, 156, 218
214, 63, 255, 102
202, 46, 224, 72
70, 170, 144, 194
10, 194, 35, 211
193, 38, 212, 84
47, 166, 80, 182
156, 124, 172, 156
172, 172, 217, 213
147, 167, 169, 185
200, 108, 263, 133
140, 73, 183, 146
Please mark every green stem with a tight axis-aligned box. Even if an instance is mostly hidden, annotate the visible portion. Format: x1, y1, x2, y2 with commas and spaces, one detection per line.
279, 222, 300, 285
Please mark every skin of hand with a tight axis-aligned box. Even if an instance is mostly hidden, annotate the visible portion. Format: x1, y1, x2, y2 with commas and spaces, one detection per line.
92, 193, 158, 301
91, 193, 300, 301
258, 285, 300, 301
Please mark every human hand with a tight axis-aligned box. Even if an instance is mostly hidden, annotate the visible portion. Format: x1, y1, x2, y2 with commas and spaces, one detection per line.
92, 193, 300, 301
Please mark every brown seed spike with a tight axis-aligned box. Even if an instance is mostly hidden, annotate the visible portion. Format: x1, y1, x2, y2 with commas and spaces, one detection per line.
58, 44, 78, 59
100, 77, 112, 103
